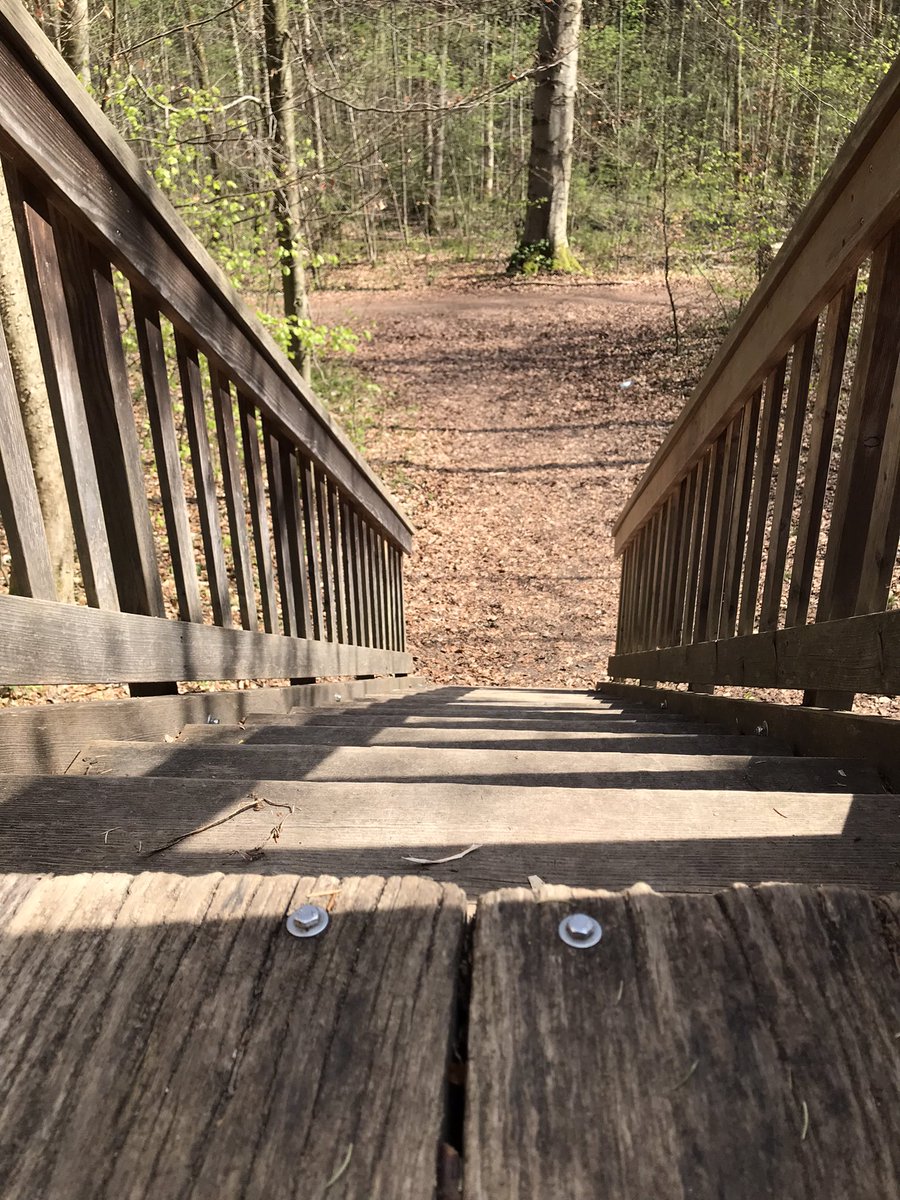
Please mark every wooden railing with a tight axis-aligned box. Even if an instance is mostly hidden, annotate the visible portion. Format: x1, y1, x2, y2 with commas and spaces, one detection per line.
609, 57, 900, 710
0, 0, 413, 691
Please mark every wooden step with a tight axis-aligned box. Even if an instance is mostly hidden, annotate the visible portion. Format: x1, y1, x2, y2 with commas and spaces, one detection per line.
247, 710, 723, 733
0, 871, 463, 1200
176, 722, 791, 756
68, 742, 882, 792
1, 776, 898, 893
466, 882, 900, 1198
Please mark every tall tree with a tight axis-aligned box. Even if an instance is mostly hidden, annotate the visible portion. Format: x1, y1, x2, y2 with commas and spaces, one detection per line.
514, 0, 582, 272
262, 0, 311, 378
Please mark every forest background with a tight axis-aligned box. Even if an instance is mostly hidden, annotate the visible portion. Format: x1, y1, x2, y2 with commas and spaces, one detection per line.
22, 0, 900, 391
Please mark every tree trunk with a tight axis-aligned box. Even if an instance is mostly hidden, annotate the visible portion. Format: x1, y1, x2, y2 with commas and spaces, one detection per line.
0, 168, 75, 600
61, 0, 90, 85
482, 25, 495, 201
516, 0, 582, 272
262, 0, 310, 378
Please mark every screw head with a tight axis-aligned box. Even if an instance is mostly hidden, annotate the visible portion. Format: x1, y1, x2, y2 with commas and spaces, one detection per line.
206, 716, 220, 725
334, 693, 342, 702
559, 912, 603, 948
286, 903, 329, 938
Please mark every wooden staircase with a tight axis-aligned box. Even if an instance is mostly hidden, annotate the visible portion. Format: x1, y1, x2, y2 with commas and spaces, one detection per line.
3, 680, 897, 893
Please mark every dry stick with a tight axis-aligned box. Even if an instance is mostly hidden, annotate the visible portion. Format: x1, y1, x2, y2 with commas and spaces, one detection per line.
144, 797, 293, 856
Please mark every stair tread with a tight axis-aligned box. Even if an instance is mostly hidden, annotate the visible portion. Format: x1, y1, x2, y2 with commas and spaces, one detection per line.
70, 741, 881, 793
1, 775, 897, 894
247, 711, 717, 732
176, 723, 791, 756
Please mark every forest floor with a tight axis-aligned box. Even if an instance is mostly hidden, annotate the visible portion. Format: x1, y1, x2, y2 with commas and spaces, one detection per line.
316, 255, 722, 689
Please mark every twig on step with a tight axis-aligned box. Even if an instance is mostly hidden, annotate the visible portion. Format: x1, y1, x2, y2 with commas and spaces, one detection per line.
144, 797, 293, 856
402, 843, 482, 866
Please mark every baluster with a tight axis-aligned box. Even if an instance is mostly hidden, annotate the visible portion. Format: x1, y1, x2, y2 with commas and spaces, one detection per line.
786, 283, 855, 628
706, 414, 743, 641
55, 220, 164, 618
759, 323, 817, 632
809, 233, 900, 708
720, 390, 761, 638
262, 423, 297, 636
175, 335, 231, 627
670, 472, 695, 647
210, 370, 256, 630
737, 360, 787, 635
356, 511, 373, 646
340, 498, 359, 645
693, 431, 727, 642
314, 467, 337, 641
14, 180, 118, 611
238, 398, 278, 634
299, 455, 325, 640
681, 456, 710, 645
132, 294, 202, 624
0, 317, 55, 599
281, 446, 313, 638
328, 482, 348, 644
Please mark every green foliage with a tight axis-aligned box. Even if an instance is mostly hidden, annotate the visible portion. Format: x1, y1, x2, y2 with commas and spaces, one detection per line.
506, 239, 554, 276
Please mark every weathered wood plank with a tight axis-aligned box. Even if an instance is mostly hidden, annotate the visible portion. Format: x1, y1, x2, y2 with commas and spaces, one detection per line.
817, 230, 900, 623
210, 370, 256, 630
54, 221, 165, 617
609, 606, 900, 696
237, 396, 277, 633
70, 740, 881, 793
328, 480, 347, 644
0, 592, 412, 684
0, 871, 464, 1200
15, 184, 118, 610
600, 681, 900, 788
176, 335, 232, 627
466, 882, 900, 1198
0, 775, 898, 891
262, 422, 297, 636
0, 14, 413, 551
0, 310, 55, 599
720, 389, 761, 638
0, 678, 418, 775
132, 293, 203, 625
785, 284, 855, 627
738, 360, 786, 635
760, 323, 817, 631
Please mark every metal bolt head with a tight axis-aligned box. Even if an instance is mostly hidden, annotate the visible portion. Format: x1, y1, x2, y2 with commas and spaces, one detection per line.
559, 912, 603, 948
286, 903, 329, 938
206, 716, 220, 725
334, 693, 342, 702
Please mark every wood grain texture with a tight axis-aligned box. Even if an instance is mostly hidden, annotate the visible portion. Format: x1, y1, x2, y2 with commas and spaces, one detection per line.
0, 311, 55, 599
0, 677, 423, 774
600, 681, 900, 791
132, 294, 203, 625
176, 335, 232, 628
0, 592, 412, 684
238, 397, 278, 633
0, 871, 464, 1200
210, 370, 256, 630
54, 219, 165, 618
609, 606, 900, 696
1, 776, 898, 892
465, 882, 900, 1198
70, 740, 882, 793
18, 189, 119, 610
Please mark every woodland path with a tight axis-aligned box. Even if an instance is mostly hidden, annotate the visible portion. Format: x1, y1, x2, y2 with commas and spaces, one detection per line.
317, 274, 714, 689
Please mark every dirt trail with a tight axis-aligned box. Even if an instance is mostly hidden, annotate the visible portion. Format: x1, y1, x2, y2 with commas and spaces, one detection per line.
317, 277, 712, 688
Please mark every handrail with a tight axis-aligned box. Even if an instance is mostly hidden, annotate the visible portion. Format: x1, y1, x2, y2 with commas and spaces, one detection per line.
0, 2, 412, 689
609, 55, 900, 709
